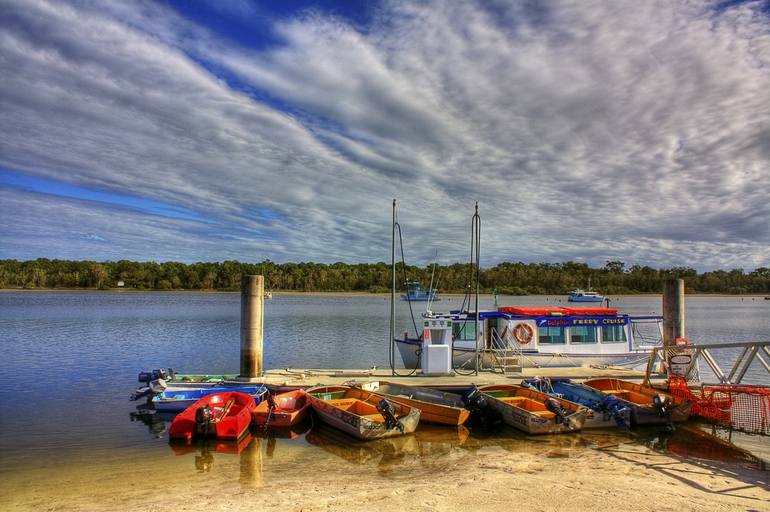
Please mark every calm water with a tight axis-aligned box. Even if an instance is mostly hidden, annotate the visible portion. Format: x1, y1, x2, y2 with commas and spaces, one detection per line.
0, 291, 768, 506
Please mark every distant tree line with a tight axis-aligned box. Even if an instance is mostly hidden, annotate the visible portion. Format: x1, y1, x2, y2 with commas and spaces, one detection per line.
0, 258, 769, 294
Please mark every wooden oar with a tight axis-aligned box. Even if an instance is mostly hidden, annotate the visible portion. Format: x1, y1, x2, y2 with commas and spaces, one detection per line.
215, 399, 235, 422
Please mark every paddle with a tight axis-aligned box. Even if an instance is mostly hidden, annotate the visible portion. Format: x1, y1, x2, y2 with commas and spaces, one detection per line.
216, 398, 235, 422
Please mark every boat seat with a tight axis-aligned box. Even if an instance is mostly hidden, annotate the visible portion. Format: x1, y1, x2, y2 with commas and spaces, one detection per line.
605, 390, 629, 396
499, 397, 526, 404
326, 398, 357, 406
361, 413, 385, 423
531, 410, 556, 419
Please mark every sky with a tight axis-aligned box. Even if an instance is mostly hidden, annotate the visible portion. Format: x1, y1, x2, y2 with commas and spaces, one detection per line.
1, 0, 769, 271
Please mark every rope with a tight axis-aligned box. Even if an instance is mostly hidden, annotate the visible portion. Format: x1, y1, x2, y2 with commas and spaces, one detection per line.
395, 222, 420, 339
387, 220, 423, 377
454, 204, 481, 376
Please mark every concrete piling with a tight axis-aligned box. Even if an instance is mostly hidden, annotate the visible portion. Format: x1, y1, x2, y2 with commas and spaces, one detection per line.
238, 275, 263, 380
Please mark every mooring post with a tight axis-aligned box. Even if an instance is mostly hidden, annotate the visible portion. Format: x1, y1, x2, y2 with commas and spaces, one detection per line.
662, 278, 685, 347
238, 275, 263, 381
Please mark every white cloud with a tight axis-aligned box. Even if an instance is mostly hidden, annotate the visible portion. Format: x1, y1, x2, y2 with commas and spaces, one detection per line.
1, 0, 769, 270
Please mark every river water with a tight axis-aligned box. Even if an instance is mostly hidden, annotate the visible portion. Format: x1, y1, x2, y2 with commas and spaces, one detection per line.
0, 291, 768, 509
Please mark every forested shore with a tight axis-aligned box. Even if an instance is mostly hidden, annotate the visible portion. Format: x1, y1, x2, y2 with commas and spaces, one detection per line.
2, 259, 769, 295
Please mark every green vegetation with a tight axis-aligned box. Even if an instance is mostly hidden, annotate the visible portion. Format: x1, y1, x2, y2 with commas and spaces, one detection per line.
0, 259, 768, 294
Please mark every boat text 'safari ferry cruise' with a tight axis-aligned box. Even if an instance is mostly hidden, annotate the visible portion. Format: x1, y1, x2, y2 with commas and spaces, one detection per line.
395, 305, 662, 370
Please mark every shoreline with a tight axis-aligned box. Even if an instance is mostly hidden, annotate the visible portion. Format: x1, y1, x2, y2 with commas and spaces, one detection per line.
1, 288, 768, 298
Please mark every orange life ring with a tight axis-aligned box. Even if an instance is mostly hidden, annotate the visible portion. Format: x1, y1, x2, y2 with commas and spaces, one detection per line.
512, 323, 534, 344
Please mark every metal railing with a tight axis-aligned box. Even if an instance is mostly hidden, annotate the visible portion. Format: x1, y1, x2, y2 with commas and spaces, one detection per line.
485, 326, 523, 374
644, 340, 770, 385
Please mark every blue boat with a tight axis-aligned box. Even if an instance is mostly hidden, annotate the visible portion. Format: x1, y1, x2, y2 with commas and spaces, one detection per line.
568, 278, 604, 302
521, 378, 631, 429
567, 289, 604, 302
401, 281, 440, 302
152, 384, 268, 412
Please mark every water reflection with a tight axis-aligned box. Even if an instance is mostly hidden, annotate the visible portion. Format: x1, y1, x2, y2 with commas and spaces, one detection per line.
239, 435, 262, 489
641, 425, 766, 469
129, 400, 766, 475
166, 435, 264, 488
252, 422, 312, 458
129, 405, 173, 438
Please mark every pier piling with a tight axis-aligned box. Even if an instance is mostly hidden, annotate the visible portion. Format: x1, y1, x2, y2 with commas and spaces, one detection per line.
238, 275, 264, 381
662, 278, 685, 347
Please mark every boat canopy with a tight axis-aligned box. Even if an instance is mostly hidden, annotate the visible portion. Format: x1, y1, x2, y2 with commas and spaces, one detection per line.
497, 306, 618, 316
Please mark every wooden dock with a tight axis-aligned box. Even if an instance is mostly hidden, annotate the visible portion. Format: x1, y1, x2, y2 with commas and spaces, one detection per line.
256, 366, 655, 390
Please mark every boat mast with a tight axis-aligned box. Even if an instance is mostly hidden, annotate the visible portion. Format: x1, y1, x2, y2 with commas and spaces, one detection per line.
390, 199, 397, 375
472, 202, 481, 375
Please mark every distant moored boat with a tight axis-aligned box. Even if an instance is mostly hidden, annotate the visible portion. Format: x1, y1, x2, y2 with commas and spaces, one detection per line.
401, 281, 440, 302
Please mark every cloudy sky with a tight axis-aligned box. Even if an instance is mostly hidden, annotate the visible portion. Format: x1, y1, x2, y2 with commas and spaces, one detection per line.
1, 0, 769, 270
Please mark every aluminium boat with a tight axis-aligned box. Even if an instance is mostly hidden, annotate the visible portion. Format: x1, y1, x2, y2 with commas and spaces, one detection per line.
359, 381, 470, 426
478, 384, 587, 434
522, 378, 631, 429
306, 385, 420, 440
582, 378, 692, 425
152, 384, 268, 412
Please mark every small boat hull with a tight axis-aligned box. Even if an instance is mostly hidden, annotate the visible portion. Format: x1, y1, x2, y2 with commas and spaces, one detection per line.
480, 384, 587, 434
252, 389, 311, 427
568, 296, 604, 303
169, 391, 256, 441
582, 378, 692, 425
153, 385, 268, 412
522, 378, 632, 429
307, 386, 420, 440
360, 381, 470, 426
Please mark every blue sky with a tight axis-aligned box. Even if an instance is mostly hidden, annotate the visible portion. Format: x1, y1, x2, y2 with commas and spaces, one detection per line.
1, 0, 769, 270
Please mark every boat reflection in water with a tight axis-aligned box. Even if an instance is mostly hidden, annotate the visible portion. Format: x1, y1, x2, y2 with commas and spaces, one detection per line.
305, 423, 470, 469
252, 421, 312, 458
131, 399, 766, 480
169, 434, 264, 487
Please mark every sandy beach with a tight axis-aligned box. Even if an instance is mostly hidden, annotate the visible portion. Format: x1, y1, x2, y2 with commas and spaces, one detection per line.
3, 432, 768, 512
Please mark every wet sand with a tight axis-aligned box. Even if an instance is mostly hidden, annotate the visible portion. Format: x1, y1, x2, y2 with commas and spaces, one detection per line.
2, 428, 767, 512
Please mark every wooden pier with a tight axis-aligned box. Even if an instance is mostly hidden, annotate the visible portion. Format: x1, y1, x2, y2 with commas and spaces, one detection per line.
252, 366, 653, 390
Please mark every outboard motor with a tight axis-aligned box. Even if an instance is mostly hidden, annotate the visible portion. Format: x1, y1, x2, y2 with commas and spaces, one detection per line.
544, 397, 572, 428
129, 378, 167, 401
267, 393, 277, 411
600, 395, 631, 430
376, 399, 404, 432
462, 385, 488, 411
137, 368, 174, 384
195, 404, 215, 437
652, 393, 675, 432
462, 385, 502, 429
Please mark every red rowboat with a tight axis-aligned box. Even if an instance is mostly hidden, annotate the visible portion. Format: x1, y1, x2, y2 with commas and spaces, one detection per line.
252, 389, 310, 427
169, 391, 256, 440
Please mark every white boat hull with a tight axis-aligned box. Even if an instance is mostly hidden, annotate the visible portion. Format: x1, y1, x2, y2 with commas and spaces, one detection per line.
395, 338, 650, 370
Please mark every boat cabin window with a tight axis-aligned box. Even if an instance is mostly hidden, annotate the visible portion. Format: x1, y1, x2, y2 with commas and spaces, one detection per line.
570, 326, 597, 343
537, 326, 566, 344
601, 325, 627, 343
453, 320, 477, 341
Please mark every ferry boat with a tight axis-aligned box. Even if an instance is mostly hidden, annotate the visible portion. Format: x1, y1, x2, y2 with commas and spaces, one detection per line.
401, 281, 440, 302
395, 305, 662, 370
567, 289, 604, 302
